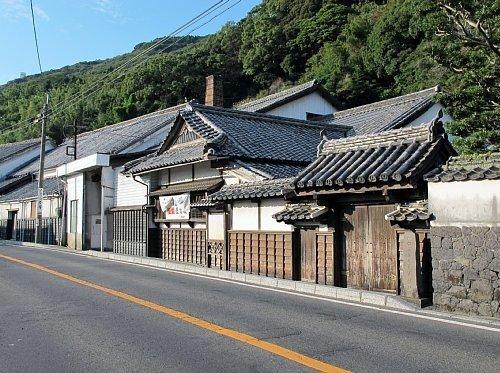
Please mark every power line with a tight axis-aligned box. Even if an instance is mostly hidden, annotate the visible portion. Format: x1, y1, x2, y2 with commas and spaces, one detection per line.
50, 0, 241, 120
30, 0, 43, 74
1, 0, 234, 137
46, 0, 231, 117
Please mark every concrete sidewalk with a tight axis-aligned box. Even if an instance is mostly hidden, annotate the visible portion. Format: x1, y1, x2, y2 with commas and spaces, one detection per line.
3, 239, 500, 329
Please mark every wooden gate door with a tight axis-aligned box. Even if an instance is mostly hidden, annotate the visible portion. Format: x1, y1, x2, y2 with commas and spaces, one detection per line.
300, 228, 334, 285
343, 205, 397, 292
300, 228, 318, 282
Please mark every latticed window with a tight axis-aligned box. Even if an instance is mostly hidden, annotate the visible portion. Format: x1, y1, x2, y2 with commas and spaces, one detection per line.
190, 193, 205, 220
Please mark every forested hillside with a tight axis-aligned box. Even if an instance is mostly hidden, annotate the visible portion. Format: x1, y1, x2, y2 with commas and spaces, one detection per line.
0, 0, 497, 153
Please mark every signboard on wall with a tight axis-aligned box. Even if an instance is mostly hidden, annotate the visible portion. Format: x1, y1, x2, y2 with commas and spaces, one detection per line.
159, 193, 190, 220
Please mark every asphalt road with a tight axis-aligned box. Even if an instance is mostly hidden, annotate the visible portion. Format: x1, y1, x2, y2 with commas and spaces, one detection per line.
0, 244, 499, 373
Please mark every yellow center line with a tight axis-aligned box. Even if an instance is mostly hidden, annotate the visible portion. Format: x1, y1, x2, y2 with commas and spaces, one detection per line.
0, 253, 350, 373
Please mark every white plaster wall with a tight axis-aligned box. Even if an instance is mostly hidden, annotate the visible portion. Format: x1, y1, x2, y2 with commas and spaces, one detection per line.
66, 174, 84, 234
260, 199, 293, 232
265, 92, 337, 120
208, 212, 225, 240
0, 203, 10, 219
194, 161, 220, 179
429, 180, 500, 227
170, 165, 192, 184
114, 166, 148, 207
158, 169, 169, 185
41, 198, 59, 218
232, 201, 259, 230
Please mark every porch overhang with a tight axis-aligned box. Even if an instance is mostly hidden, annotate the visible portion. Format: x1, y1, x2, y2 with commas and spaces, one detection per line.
56, 153, 110, 177
148, 178, 224, 197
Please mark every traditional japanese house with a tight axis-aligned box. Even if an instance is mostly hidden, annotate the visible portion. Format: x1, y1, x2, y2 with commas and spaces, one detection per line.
0, 177, 62, 244
2, 105, 182, 250
198, 114, 456, 303
124, 101, 350, 265
290, 114, 456, 302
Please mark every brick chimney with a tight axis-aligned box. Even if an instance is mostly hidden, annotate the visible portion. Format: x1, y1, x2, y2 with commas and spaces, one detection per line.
205, 75, 223, 107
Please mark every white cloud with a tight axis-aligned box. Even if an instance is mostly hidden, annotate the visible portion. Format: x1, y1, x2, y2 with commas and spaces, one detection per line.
0, 0, 49, 21
90, 0, 128, 23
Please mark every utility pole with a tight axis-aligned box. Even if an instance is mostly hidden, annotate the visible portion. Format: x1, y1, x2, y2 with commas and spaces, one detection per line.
35, 93, 49, 244
73, 117, 77, 160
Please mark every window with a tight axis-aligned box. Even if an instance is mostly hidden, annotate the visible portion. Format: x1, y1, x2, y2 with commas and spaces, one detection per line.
29, 201, 37, 219
70, 200, 78, 233
190, 193, 205, 220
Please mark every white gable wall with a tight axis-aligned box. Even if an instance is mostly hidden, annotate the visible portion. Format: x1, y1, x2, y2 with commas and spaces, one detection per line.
264, 92, 337, 120
114, 166, 148, 207
408, 103, 453, 127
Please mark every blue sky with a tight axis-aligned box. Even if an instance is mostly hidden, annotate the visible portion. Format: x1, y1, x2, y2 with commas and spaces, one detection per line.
0, 0, 262, 84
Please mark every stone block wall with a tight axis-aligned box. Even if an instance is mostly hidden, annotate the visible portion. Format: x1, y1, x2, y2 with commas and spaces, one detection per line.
431, 226, 499, 317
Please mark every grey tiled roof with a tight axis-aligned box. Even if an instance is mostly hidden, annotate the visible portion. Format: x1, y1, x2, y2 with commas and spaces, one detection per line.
0, 177, 61, 202
0, 175, 32, 194
128, 103, 349, 175
273, 202, 328, 222
185, 103, 348, 161
385, 201, 431, 222
295, 117, 455, 191
236, 160, 304, 179
235, 80, 337, 113
0, 138, 40, 162
15, 105, 184, 175
127, 140, 206, 174
206, 178, 294, 202
317, 87, 439, 135
425, 153, 500, 182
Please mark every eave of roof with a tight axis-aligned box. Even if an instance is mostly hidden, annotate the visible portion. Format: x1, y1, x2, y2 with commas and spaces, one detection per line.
424, 152, 500, 182
0, 138, 41, 162
206, 178, 294, 202
385, 201, 431, 222
273, 202, 328, 222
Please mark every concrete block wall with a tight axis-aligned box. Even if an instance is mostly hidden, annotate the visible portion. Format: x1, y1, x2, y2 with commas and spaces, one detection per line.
431, 226, 499, 317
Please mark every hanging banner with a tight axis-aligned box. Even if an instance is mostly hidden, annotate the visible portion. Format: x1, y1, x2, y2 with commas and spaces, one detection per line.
159, 193, 190, 220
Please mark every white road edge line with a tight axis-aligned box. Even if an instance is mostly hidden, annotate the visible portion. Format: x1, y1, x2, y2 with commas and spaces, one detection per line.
4, 244, 500, 334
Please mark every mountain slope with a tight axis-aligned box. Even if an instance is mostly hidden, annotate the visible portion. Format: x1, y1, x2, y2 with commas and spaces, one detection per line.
0, 0, 497, 153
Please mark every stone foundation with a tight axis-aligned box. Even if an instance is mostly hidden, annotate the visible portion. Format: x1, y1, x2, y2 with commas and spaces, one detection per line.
431, 226, 499, 317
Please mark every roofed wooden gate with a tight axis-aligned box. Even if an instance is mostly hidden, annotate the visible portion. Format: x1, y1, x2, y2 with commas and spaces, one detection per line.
341, 204, 398, 292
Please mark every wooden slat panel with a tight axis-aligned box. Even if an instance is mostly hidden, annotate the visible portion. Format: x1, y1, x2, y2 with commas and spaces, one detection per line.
160, 228, 206, 266
227, 230, 293, 280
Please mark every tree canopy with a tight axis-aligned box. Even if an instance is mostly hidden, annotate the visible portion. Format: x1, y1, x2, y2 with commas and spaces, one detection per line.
0, 0, 497, 153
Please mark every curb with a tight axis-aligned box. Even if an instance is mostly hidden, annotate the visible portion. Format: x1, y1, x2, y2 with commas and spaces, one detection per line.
0, 239, 418, 312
